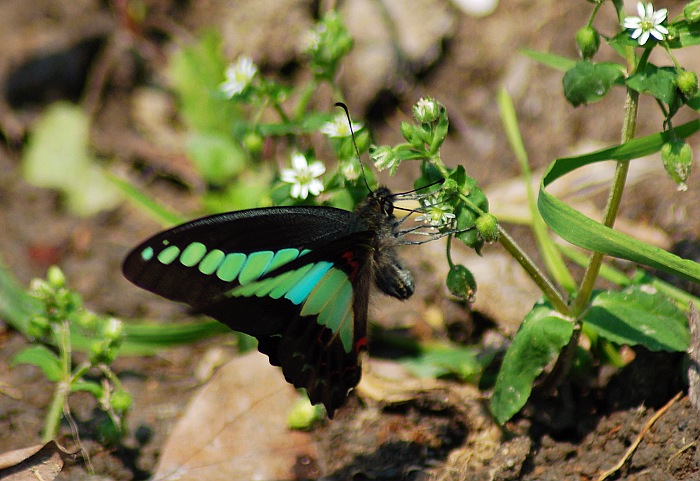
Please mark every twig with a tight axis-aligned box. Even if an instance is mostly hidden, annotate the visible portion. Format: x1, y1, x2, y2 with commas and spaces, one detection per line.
687, 303, 700, 410
597, 391, 683, 481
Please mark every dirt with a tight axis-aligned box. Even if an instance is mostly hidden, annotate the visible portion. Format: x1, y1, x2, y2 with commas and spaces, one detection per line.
1, 0, 700, 480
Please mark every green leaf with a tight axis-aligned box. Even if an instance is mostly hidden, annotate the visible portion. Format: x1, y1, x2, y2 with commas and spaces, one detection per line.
685, 91, 700, 111
519, 49, 577, 72
186, 132, 246, 186
562, 61, 625, 107
0, 261, 42, 335
607, 30, 643, 54
12, 346, 63, 382
585, 287, 689, 351
497, 89, 576, 293
22, 102, 120, 216
71, 380, 104, 397
490, 303, 574, 424
402, 345, 484, 382
168, 31, 240, 135
626, 65, 679, 107
538, 119, 700, 284
108, 174, 184, 227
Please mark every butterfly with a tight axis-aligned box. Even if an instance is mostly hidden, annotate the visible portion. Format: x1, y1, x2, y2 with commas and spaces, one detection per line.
122, 186, 433, 417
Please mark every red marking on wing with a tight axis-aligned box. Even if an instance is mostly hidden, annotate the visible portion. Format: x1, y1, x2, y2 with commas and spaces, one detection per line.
341, 250, 360, 280
354, 336, 367, 353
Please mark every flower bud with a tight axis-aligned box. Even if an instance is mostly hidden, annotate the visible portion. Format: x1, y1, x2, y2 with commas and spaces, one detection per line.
242, 131, 263, 157
685, 0, 700, 23
46, 266, 66, 289
475, 213, 499, 243
575, 26, 600, 60
661, 139, 694, 191
676, 70, 699, 99
28, 314, 51, 338
111, 390, 133, 413
446, 265, 477, 302
102, 318, 124, 342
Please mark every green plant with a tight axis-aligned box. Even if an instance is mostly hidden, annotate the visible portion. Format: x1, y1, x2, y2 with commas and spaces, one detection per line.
486, 0, 700, 424
349, 0, 700, 422
12, 266, 131, 443
109, 5, 700, 424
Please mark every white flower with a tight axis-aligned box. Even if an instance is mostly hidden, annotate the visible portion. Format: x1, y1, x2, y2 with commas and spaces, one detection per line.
415, 202, 456, 227
370, 146, 399, 173
623, 2, 668, 46
413, 97, 440, 123
303, 24, 325, 54
281, 153, 326, 199
320, 114, 362, 138
340, 159, 361, 181
220, 56, 257, 98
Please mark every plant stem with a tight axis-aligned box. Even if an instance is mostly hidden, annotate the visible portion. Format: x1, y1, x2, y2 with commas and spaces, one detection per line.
498, 226, 569, 314
572, 55, 639, 317
42, 381, 69, 442
42, 319, 73, 442
294, 80, 319, 121
548, 47, 640, 389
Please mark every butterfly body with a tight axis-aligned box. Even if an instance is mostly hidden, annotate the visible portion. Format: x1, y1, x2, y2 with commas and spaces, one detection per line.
123, 187, 414, 417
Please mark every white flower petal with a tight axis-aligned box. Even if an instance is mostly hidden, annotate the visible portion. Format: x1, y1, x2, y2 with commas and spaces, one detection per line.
319, 122, 337, 136
623, 17, 642, 28
280, 169, 296, 183
308, 161, 326, 176
631, 28, 643, 39
653, 8, 668, 22
637, 1, 647, 18
639, 30, 651, 45
308, 179, 324, 196
644, 2, 654, 17
291, 153, 308, 171
655, 24, 669, 34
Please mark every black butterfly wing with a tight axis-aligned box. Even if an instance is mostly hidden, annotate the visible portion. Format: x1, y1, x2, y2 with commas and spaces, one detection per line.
122, 206, 374, 416
123, 207, 354, 308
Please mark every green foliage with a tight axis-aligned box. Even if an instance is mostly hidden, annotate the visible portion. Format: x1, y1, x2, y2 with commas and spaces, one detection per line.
562, 61, 624, 106
488, 0, 700, 425
11, 267, 131, 443
585, 287, 689, 351
14, 2, 700, 430
22, 103, 120, 216
491, 304, 574, 425
401, 344, 487, 382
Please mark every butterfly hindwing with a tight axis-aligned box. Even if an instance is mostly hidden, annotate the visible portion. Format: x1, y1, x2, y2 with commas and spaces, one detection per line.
200, 234, 374, 416
122, 207, 375, 416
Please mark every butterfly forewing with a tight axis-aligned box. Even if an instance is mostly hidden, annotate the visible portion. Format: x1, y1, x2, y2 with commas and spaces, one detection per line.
123, 207, 354, 308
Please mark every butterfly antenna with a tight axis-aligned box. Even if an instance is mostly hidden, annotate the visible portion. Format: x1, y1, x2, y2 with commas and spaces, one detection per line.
335, 102, 372, 193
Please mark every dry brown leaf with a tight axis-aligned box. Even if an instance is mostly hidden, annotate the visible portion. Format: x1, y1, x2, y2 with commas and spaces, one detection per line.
153, 351, 317, 481
0, 441, 77, 481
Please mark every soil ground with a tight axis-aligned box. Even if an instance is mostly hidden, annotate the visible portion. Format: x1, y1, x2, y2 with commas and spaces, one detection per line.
1, 0, 700, 480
